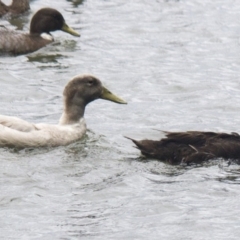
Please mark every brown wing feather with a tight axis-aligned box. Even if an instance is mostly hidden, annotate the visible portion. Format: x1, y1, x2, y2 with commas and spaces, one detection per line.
126, 131, 240, 164
0, 0, 29, 17
0, 1, 8, 17
0, 29, 51, 55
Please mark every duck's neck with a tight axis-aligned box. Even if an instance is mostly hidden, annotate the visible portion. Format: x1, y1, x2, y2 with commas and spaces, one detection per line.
59, 104, 85, 125
11, 0, 30, 11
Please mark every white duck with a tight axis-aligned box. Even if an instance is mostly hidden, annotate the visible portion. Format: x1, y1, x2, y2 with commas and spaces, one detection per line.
0, 74, 127, 148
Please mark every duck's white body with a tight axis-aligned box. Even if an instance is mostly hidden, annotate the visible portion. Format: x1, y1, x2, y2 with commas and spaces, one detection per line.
0, 114, 86, 148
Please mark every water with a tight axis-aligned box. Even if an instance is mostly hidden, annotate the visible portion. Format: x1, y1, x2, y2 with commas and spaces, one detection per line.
1, 0, 240, 239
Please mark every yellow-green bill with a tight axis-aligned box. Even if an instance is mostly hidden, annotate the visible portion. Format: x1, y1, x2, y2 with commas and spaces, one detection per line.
101, 86, 127, 104
62, 22, 80, 37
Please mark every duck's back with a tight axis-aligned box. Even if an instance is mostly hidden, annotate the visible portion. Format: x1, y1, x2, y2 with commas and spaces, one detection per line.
0, 0, 29, 17
0, 28, 53, 55
0, 115, 36, 132
0, 1, 8, 16
166, 131, 240, 162
128, 131, 240, 164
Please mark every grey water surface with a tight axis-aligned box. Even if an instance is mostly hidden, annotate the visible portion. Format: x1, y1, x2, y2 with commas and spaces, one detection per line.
1, 0, 240, 239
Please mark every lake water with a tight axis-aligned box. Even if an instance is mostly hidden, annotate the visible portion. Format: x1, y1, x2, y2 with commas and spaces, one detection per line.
1, 0, 240, 239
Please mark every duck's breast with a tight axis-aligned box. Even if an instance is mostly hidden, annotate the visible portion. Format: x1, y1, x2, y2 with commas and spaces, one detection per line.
35, 119, 87, 147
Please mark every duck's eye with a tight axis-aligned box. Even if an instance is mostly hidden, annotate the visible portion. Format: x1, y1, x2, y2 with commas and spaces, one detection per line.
87, 80, 94, 86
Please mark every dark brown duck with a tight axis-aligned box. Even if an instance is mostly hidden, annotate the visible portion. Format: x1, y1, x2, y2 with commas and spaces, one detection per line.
126, 131, 240, 165
0, 7, 80, 55
0, 0, 30, 17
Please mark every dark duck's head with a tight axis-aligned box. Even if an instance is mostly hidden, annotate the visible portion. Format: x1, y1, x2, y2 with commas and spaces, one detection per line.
30, 8, 80, 36
0, 7, 80, 55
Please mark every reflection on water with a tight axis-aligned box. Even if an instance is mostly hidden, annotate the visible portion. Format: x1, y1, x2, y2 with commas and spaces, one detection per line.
28, 53, 63, 63
66, 0, 85, 7
27, 53, 65, 64
8, 13, 30, 30
1, 0, 240, 239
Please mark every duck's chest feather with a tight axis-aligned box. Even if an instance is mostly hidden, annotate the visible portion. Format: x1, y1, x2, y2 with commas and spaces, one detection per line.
0, 29, 53, 55
0, 118, 87, 148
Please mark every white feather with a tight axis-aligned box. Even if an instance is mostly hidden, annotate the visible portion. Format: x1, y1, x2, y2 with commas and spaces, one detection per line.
0, 115, 86, 148
40, 33, 54, 41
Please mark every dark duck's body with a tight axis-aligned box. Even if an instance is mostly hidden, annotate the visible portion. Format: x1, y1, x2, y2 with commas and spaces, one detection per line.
0, 0, 30, 17
127, 131, 240, 165
0, 8, 80, 55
